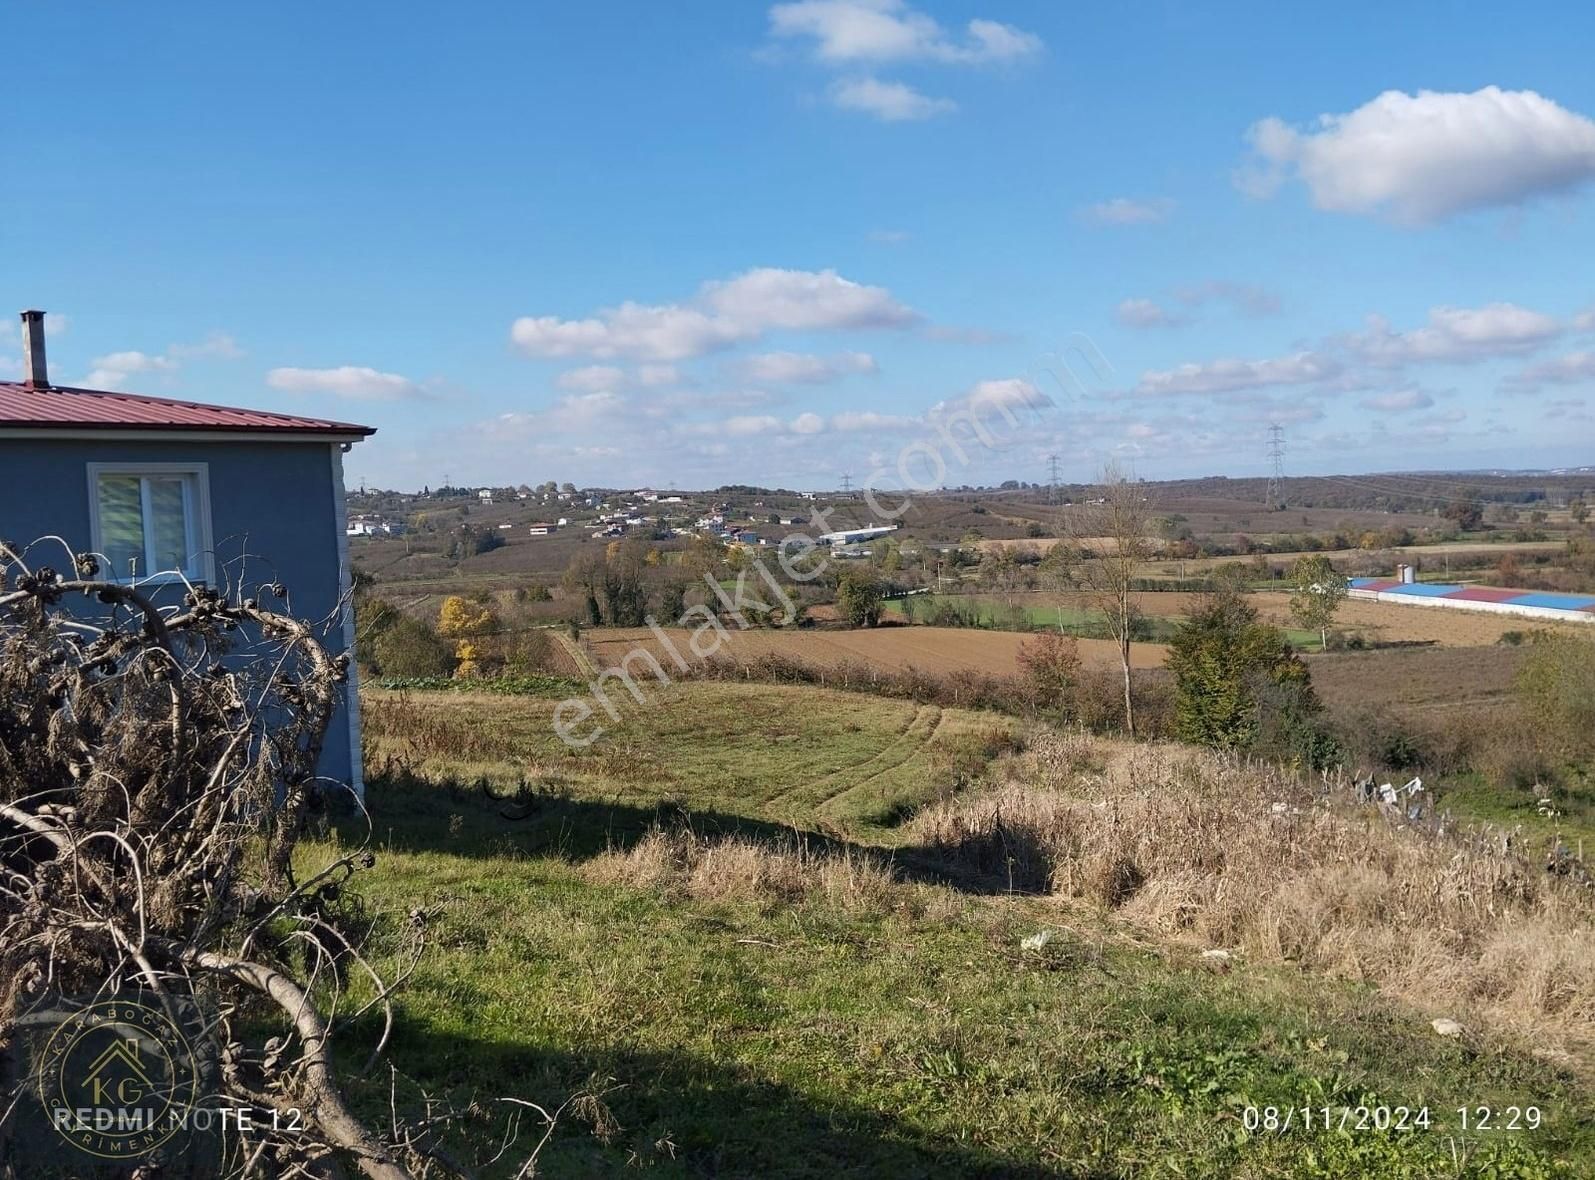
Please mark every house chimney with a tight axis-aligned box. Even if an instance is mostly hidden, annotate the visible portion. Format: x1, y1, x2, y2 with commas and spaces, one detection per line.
20, 310, 48, 389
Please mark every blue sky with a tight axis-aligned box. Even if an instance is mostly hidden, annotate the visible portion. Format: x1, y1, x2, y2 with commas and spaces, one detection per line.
4, 1, 1595, 491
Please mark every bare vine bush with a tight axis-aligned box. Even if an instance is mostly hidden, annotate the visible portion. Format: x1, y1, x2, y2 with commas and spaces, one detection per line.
0, 541, 583, 1179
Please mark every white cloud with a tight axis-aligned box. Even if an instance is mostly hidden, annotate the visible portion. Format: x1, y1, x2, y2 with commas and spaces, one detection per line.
869, 228, 910, 244
636, 364, 680, 386
511, 267, 915, 362
769, 1, 1041, 65
1502, 350, 1595, 392
1340, 303, 1562, 367
829, 76, 955, 121
507, 316, 614, 358
266, 365, 424, 401
1172, 280, 1281, 317
1081, 197, 1174, 226
555, 364, 626, 393
490, 390, 630, 437
1132, 351, 1340, 397
1544, 398, 1591, 422
930, 377, 1052, 421
1360, 388, 1435, 413
544, 390, 625, 429
1114, 298, 1180, 329
651, 388, 775, 413
84, 350, 177, 389
79, 331, 244, 390
789, 411, 826, 433
511, 305, 738, 362
736, 350, 877, 383
831, 409, 915, 431
1228, 394, 1326, 426
704, 269, 915, 332
724, 414, 787, 436
1117, 283, 1278, 329
1238, 87, 1595, 224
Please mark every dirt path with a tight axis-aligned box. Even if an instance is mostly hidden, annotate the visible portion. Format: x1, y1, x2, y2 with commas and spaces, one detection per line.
553, 630, 597, 678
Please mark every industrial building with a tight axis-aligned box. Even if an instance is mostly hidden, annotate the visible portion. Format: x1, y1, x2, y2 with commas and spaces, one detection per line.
1349, 574, 1595, 624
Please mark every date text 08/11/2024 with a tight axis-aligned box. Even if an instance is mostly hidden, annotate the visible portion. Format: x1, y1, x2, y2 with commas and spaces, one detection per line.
1241, 1106, 1544, 1135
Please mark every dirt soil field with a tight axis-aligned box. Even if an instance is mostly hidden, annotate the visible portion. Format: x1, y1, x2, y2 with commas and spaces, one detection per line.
583, 624, 1168, 677
1307, 644, 1524, 717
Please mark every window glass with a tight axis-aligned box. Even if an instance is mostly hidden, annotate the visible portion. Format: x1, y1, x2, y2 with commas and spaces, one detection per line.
97, 475, 146, 579
147, 478, 189, 573
92, 469, 204, 581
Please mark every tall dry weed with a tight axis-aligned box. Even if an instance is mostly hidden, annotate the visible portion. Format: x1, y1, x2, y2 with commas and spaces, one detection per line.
910, 730, 1595, 1061
582, 827, 907, 915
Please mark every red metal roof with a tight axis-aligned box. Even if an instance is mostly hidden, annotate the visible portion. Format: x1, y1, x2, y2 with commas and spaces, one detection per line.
1448, 587, 1525, 603
0, 381, 375, 437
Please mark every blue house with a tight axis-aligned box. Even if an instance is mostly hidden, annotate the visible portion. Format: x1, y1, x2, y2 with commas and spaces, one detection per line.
0, 311, 375, 794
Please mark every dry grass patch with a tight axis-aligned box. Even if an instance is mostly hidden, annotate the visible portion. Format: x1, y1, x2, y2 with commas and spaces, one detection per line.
910, 731, 1595, 1065
583, 826, 937, 917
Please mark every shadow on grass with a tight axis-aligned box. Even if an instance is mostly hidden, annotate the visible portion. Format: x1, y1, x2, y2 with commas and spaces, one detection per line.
348, 1024, 1075, 1179
329, 768, 1050, 897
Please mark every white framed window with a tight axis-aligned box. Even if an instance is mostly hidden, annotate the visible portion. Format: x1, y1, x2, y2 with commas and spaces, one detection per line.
86, 462, 215, 585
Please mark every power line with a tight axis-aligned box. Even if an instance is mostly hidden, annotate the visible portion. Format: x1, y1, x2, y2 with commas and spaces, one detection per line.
1265, 424, 1286, 510
839, 472, 853, 496
1046, 454, 1061, 505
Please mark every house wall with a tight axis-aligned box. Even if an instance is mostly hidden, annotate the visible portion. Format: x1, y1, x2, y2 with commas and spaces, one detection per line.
0, 438, 360, 790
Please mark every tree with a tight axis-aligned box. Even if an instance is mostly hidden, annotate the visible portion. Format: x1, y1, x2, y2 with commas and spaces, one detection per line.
836, 567, 884, 627
981, 545, 1021, 605
1288, 554, 1348, 651
374, 614, 456, 676
1068, 462, 1153, 735
563, 548, 607, 625
1443, 496, 1484, 531
438, 594, 499, 676
683, 533, 725, 578
561, 538, 660, 627
1571, 499, 1589, 525
1166, 588, 1326, 762
438, 594, 495, 639
1017, 631, 1082, 713
1515, 632, 1595, 764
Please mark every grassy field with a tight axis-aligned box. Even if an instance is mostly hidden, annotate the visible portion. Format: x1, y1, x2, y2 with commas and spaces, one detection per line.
883, 590, 1588, 649
319, 681, 1594, 1178
363, 681, 1021, 835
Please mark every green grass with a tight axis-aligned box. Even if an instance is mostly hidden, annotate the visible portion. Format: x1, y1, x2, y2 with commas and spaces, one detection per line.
884, 594, 1185, 642
315, 682, 1592, 1177
363, 681, 1018, 839
882, 594, 1325, 650
1435, 771, 1595, 857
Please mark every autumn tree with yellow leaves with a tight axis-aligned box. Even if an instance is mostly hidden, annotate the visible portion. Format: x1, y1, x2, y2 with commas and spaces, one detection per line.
438, 594, 499, 677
